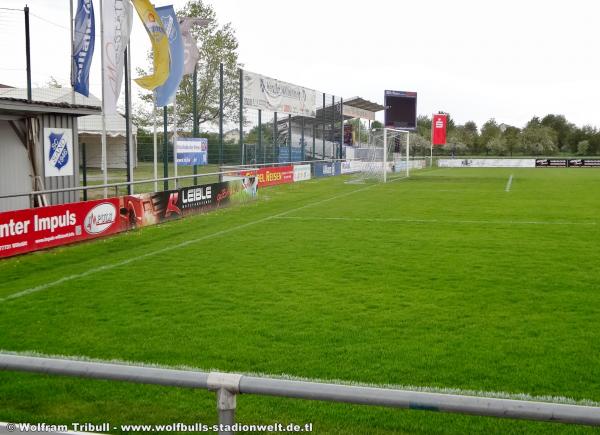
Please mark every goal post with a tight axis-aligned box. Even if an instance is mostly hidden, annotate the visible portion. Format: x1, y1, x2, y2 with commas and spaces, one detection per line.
347, 127, 411, 184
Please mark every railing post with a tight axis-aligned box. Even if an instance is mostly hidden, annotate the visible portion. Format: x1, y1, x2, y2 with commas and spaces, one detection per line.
208, 372, 242, 435
216, 388, 237, 434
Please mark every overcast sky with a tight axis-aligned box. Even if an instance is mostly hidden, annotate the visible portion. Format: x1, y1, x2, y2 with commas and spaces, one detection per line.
1, 0, 599, 129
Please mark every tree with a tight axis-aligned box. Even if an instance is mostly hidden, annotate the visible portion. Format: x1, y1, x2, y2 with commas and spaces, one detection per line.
135, 1, 241, 132
519, 125, 558, 155
479, 119, 501, 154
487, 136, 508, 156
577, 140, 590, 156
502, 125, 521, 156
416, 115, 431, 140
409, 133, 430, 156
541, 114, 576, 152
462, 121, 479, 151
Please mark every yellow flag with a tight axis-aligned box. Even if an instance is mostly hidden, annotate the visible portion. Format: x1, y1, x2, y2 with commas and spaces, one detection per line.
131, 0, 170, 90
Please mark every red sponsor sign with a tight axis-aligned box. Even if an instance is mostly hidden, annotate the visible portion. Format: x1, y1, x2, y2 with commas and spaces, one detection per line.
0, 198, 123, 258
238, 165, 293, 187
432, 114, 448, 146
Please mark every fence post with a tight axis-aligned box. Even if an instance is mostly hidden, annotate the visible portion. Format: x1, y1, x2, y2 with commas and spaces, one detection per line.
163, 107, 168, 191
216, 389, 236, 435
312, 124, 315, 161
273, 112, 277, 163
239, 69, 244, 165
322, 94, 325, 160
208, 372, 241, 435
258, 109, 262, 165
301, 117, 305, 161
219, 63, 224, 165
81, 142, 87, 201
193, 65, 198, 185
331, 96, 335, 159
288, 114, 292, 162
339, 98, 343, 159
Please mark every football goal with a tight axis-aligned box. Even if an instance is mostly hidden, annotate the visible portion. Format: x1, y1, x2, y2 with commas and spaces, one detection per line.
346, 128, 411, 183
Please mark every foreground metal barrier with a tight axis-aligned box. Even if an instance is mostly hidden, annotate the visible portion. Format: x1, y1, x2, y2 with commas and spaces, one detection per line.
1, 354, 599, 434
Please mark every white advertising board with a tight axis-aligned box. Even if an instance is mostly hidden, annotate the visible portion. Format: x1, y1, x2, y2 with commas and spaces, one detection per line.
438, 159, 536, 168
293, 164, 311, 182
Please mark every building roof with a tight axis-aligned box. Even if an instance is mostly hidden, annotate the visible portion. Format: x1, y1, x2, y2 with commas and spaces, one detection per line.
0, 87, 136, 135
0, 87, 101, 117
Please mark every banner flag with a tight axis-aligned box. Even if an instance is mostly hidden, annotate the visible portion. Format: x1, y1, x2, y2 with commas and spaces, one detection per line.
179, 18, 202, 76
132, 0, 170, 90
154, 5, 184, 107
432, 113, 448, 146
101, 0, 132, 114
71, 0, 95, 97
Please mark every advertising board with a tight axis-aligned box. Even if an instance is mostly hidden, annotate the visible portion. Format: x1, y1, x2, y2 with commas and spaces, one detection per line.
438, 159, 536, 168
293, 164, 311, 182
0, 198, 122, 258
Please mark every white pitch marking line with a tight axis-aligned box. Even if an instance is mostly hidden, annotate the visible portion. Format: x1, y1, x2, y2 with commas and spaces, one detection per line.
274, 216, 597, 226
505, 174, 514, 192
1, 182, 384, 303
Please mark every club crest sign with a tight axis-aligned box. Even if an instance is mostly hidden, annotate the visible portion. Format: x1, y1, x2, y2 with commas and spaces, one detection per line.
44, 128, 74, 177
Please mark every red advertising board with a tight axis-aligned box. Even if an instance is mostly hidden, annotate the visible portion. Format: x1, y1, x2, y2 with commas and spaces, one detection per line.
432, 114, 448, 146
0, 198, 123, 258
239, 166, 293, 187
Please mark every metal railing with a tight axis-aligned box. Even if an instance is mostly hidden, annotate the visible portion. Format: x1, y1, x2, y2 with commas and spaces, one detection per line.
1, 354, 599, 434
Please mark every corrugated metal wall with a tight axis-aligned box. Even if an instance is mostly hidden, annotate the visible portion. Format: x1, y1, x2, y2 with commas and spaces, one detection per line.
36, 114, 80, 206
0, 121, 33, 212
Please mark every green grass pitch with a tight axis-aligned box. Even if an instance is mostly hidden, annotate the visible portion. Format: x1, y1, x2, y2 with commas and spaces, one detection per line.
1, 168, 599, 434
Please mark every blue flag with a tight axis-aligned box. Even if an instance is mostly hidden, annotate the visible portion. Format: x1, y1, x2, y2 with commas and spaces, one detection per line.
71, 0, 95, 97
154, 5, 184, 107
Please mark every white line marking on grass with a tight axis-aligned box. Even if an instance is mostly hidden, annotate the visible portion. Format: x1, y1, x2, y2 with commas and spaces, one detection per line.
2, 349, 599, 408
1, 182, 384, 303
505, 174, 514, 192
274, 216, 597, 226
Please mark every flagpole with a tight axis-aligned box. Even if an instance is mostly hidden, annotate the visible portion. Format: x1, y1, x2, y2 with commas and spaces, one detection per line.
153, 96, 158, 192
99, 0, 108, 198
69, 0, 75, 105
128, 44, 134, 194
125, 45, 134, 194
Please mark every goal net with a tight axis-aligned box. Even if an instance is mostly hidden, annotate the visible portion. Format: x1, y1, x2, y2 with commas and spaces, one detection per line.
346, 128, 411, 183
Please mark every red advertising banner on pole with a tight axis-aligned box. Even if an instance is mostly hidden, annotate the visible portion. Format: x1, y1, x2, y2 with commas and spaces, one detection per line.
0, 198, 123, 259
432, 114, 448, 146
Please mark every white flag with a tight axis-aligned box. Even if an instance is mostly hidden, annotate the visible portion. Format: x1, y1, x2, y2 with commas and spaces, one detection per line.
179, 18, 208, 76
102, 0, 133, 114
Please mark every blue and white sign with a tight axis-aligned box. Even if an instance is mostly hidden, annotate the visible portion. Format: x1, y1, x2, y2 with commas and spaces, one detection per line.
176, 138, 208, 166
154, 5, 184, 107
44, 128, 74, 177
71, 0, 95, 97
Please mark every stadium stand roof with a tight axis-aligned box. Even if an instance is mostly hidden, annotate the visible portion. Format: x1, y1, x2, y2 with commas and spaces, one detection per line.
343, 96, 385, 113
314, 96, 384, 123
